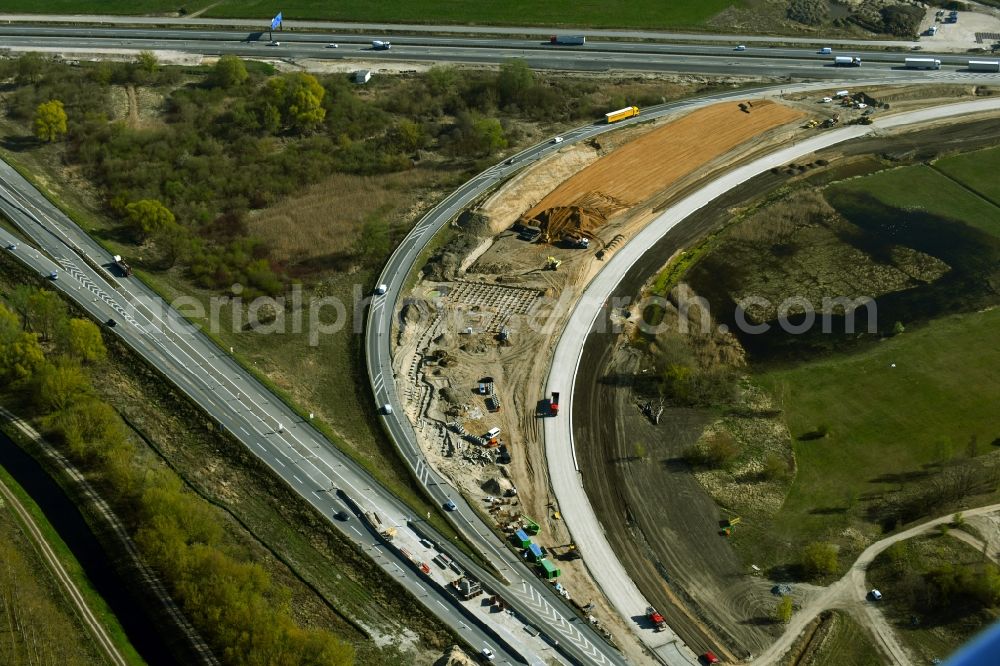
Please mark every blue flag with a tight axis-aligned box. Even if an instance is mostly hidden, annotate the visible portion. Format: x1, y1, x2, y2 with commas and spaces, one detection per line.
270, 12, 282, 30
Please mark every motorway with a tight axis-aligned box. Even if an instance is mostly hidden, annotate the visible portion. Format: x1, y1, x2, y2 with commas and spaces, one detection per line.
0, 163, 527, 665
0, 13, 927, 48
0, 25, 994, 80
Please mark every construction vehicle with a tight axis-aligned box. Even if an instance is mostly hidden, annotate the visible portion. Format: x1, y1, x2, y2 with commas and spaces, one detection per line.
802, 119, 820, 129
112, 255, 133, 277
647, 607, 667, 632
371, 40, 391, 50
605, 106, 640, 124
522, 515, 541, 535
545, 256, 562, 271
564, 233, 590, 249
720, 515, 741, 537
563, 543, 582, 560
833, 56, 862, 67
550, 35, 586, 45
550, 392, 560, 416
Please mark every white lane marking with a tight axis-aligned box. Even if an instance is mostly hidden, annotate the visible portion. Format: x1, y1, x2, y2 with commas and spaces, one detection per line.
293, 474, 303, 485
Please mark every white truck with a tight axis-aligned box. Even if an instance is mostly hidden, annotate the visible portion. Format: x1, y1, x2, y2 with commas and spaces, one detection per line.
371, 40, 391, 50
834, 56, 862, 67
549, 35, 586, 45
905, 57, 941, 70
968, 59, 1000, 72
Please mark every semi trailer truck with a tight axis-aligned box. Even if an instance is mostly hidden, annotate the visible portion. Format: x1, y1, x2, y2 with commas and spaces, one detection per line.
550, 35, 586, 45
968, 59, 1000, 72
905, 57, 941, 70
834, 56, 862, 67
605, 106, 640, 123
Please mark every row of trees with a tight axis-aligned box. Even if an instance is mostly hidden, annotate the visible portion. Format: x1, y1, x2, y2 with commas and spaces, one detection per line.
0, 292, 353, 665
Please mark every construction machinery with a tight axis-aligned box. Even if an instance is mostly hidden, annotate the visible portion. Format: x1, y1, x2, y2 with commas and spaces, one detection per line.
545, 256, 562, 271
550, 392, 560, 416
647, 607, 667, 632
720, 515, 741, 537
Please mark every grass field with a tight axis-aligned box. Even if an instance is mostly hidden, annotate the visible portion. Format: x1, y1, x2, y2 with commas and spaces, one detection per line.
825, 164, 1000, 239
12, 0, 739, 29
0, 462, 143, 666
933, 146, 1000, 208
751, 307, 1000, 566
806, 611, 883, 666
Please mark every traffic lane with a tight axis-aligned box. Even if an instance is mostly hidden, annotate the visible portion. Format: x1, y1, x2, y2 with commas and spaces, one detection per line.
0, 35, 973, 79
0, 25, 950, 64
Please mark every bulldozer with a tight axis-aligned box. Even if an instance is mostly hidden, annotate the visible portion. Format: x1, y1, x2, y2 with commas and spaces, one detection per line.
545, 256, 562, 271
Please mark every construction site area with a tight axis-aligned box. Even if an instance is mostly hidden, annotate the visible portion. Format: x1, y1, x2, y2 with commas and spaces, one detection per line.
388, 79, 1000, 660
391, 94, 814, 656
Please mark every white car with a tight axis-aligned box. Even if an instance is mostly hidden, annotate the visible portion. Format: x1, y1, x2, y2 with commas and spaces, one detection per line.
326, 43, 339, 48
374, 284, 388, 295
268, 41, 281, 46
735, 44, 747, 51
870, 588, 883, 601
479, 647, 495, 662
552, 136, 563, 144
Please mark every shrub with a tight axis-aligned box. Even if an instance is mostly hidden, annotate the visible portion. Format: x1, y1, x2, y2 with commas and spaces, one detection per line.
787, 0, 829, 26
801, 541, 838, 577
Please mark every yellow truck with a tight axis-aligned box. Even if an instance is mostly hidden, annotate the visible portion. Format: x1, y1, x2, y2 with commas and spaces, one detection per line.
605, 106, 640, 124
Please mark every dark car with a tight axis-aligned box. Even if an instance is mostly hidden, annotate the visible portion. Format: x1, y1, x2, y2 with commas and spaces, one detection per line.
444, 499, 457, 511
334, 510, 351, 521
105, 318, 117, 328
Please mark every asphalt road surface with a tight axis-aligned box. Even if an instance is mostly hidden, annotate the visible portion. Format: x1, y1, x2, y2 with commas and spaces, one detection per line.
543, 97, 1000, 664
0, 25, 996, 79
0, 13, 925, 49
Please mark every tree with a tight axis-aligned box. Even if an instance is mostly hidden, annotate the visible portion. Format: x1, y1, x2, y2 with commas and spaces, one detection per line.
0, 303, 44, 384
210, 55, 248, 88
763, 453, 790, 481
137, 50, 159, 74
264, 73, 326, 132
354, 213, 390, 266
775, 595, 794, 623
125, 199, 176, 238
801, 541, 838, 577
496, 59, 535, 106
62, 318, 107, 364
33, 358, 91, 412
471, 116, 506, 155
390, 120, 425, 152
26, 289, 66, 341
15, 52, 47, 85
33, 100, 68, 143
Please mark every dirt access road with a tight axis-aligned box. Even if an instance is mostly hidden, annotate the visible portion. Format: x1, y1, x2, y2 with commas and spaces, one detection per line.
755, 503, 1000, 666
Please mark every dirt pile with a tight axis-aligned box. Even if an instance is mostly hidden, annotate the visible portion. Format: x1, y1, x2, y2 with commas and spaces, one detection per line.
520, 100, 804, 237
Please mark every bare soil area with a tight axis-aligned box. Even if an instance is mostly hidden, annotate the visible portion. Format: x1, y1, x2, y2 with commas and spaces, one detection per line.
521, 101, 804, 240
